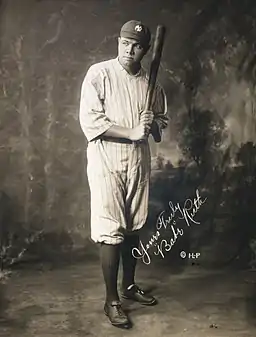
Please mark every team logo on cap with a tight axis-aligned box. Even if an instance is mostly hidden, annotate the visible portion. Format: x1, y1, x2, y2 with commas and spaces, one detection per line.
135, 24, 143, 32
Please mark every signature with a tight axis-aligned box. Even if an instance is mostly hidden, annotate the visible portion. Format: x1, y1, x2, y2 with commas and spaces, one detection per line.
132, 189, 207, 265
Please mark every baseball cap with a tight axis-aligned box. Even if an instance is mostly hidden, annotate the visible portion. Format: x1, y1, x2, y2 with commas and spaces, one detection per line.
120, 20, 151, 47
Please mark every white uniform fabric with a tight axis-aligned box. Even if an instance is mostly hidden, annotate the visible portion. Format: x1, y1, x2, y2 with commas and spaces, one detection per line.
79, 57, 167, 244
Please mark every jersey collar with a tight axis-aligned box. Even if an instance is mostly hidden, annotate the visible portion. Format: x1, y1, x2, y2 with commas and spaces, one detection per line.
115, 57, 143, 77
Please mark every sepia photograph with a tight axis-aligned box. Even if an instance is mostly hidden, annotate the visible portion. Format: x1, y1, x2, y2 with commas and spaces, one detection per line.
0, 0, 256, 336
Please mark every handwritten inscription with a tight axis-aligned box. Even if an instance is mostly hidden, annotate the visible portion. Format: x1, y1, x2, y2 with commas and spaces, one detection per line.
132, 189, 207, 265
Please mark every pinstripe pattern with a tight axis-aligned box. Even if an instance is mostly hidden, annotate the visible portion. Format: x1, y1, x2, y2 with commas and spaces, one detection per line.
79, 58, 167, 244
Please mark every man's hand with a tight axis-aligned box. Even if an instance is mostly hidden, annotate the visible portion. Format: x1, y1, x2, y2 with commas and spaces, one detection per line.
140, 109, 154, 137
140, 110, 154, 130
128, 110, 154, 142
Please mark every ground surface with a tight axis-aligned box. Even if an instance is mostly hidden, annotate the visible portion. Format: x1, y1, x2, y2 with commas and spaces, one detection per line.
0, 255, 256, 337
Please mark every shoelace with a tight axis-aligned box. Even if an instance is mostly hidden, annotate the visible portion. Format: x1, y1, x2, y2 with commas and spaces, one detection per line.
112, 303, 124, 316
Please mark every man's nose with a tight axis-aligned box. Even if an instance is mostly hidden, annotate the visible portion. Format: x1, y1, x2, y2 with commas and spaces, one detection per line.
125, 44, 134, 55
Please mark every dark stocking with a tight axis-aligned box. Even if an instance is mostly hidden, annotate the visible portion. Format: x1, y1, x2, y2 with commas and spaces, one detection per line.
100, 243, 121, 303
121, 234, 140, 290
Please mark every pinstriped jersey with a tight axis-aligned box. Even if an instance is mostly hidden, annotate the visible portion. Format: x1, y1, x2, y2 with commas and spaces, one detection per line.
79, 57, 167, 143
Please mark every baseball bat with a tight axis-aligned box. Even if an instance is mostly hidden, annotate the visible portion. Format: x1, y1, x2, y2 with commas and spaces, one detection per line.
145, 25, 166, 111
144, 25, 166, 142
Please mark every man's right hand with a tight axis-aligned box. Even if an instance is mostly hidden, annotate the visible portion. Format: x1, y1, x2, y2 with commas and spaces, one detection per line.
129, 112, 153, 141
129, 124, 148, 142
102, 110, 154, 142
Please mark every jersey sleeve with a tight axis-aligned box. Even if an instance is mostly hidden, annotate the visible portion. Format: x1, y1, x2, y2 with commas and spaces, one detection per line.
150, 83, 168, 142
79, 66, 114, 142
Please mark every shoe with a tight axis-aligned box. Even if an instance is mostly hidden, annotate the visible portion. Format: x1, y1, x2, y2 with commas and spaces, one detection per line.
104, 300, 131, 328
121, 284, 157, 306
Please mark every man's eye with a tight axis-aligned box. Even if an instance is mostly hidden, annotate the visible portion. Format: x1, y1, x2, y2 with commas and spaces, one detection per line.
135, 44, 143, 50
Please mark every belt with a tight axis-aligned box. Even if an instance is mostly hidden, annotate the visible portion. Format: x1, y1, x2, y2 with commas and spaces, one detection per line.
100, 136, 146, 144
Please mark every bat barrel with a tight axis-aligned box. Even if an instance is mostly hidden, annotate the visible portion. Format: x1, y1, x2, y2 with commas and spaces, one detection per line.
152, 25, 166, 60
145, 25, 166, 110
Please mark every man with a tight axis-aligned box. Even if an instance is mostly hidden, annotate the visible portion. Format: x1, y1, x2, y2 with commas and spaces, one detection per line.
79, 20, 168, 329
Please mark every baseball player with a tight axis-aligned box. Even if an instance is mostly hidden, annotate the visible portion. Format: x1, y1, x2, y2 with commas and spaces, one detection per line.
79, 20, 168, 329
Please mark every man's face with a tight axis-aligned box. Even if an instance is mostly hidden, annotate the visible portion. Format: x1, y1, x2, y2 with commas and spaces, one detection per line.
118, 37, 149, 68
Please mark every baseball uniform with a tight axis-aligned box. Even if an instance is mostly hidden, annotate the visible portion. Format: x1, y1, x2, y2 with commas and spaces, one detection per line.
79, 57, 167, 244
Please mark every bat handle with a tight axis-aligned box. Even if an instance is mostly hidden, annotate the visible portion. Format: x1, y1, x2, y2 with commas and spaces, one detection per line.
144, 91, 153, 111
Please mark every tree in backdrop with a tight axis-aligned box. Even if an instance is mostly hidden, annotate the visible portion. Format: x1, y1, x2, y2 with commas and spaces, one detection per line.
177, 107, 226, 179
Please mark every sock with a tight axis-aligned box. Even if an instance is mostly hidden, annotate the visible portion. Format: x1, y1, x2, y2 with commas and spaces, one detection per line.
100, 242, 121, 303
121, 234, 140, 291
